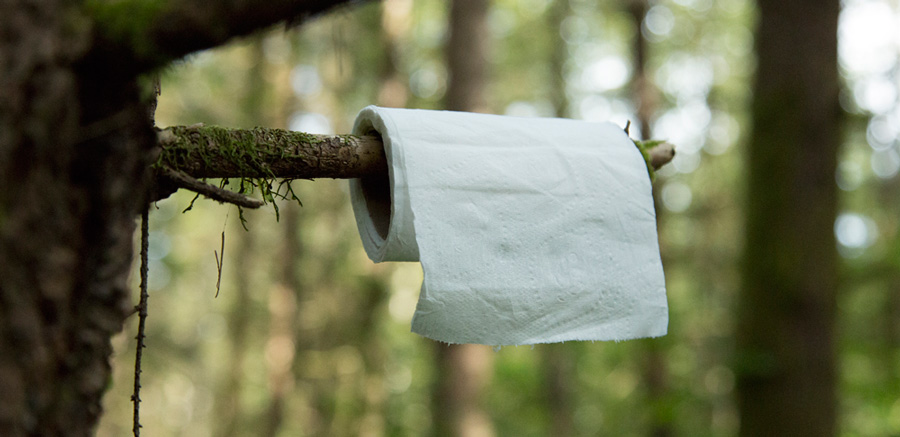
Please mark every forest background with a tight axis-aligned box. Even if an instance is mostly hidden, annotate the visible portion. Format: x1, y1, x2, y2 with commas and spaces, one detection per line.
88, 0, 900, 435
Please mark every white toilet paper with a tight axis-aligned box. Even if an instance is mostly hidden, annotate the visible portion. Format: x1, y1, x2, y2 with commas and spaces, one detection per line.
349, 106, 667, 345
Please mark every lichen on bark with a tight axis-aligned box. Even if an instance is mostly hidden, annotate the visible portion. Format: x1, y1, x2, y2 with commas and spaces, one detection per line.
154, 125, 387, 218
155, 125, 386, 180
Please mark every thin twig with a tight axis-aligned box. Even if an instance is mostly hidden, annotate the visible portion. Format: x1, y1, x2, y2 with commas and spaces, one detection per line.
159, 167, 265, 209
215, 231, 225, 298
132, 207, 150, 436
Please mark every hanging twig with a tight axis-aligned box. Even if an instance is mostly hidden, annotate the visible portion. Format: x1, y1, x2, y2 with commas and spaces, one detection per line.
215, 230, 225, 298
159, 167, 265, 209
132, 207, 150, 436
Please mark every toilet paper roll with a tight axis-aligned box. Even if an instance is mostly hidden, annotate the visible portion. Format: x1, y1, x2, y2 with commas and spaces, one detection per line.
349, 106, 667, 345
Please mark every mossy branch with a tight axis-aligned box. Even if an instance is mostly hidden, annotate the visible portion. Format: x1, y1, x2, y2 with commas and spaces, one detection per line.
155, 125, 387, 180
152, 124, 675, 207
156, 124, 673, 180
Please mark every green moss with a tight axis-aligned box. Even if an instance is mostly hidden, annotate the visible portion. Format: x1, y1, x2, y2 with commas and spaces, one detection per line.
156, 125, 324, 221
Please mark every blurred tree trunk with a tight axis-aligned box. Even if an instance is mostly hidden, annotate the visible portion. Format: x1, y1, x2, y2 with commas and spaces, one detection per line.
215, 217, 255, 437
263, 203, 302, 436
735, 0, 840, 435
443, 0, 490, 115
350, 4, 414, 436
883, 184, 900, 393
627, 0, 653, 141
539, 347, 574, 437
214, 38, 268, 437
377, 0, 412, 109
627, 1, 672, 436
431, 1, 495, 437
262, 37, 302, 437
538, 2, 575, 437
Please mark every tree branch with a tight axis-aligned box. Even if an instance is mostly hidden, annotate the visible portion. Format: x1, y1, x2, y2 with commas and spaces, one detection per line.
86, 0, 363, 72
154, 124, 674, 183
158, 167, 265, 208
155, 125, 387, 180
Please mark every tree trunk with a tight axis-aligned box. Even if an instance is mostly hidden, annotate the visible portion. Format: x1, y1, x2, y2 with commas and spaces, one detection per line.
214, 218, 254, 437
538, 3, 576, 436
735, 0, 840, 435
0, 1, 354, 434
0, 3, 154, 435
444, 0, 489, 114
261, 35, 303, 437
262, 204, 301, 436
431, 1, 495, 437
213, 41, 269, 437
627, 1, 673, 436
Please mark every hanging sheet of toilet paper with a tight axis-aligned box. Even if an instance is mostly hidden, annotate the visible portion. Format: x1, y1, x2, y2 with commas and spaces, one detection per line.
349, 106, 667, 345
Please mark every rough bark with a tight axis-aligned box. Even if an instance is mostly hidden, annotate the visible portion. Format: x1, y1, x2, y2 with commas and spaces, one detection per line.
155, 126, 388, 180
0, 3, 154, 435
735, 0, 840, 435
0, 1, 356, 435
